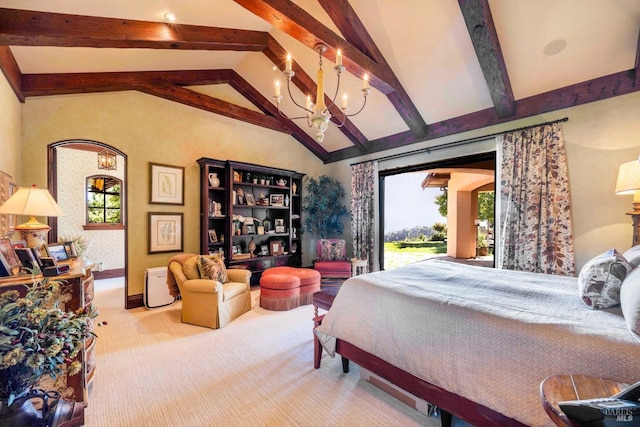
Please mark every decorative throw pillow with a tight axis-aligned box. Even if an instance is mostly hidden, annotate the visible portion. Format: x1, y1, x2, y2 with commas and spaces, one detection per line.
182, 257, 201, 281
197, 254, 228, 284
621, 267, 640, 342
623, 245, 640, 269
578, 248, 631, 309
319, 239, 346, 261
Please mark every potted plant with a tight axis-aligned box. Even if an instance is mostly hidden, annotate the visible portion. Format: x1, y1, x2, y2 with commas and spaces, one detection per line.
0, 277, 97, 422
478, 233, 489, 256
302, 175, 348, 238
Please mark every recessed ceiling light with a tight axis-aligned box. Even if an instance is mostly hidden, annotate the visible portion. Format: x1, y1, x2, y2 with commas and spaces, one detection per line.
164, 12, 176, 22
543, 39, 567, 56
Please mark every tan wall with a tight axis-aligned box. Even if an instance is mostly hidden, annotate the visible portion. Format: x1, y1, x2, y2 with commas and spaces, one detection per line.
20, 90, 326, 296
0, 73, 21, 184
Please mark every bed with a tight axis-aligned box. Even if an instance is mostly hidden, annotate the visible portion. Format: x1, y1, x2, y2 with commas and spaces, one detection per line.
314, 259, 640, 427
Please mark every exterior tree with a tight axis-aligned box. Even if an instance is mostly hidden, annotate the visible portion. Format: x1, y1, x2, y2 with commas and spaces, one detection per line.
434, 190, 494, 224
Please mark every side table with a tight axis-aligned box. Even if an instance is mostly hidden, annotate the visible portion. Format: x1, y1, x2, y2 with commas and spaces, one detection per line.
540, 374, 627, 426
350, 258, 368, 276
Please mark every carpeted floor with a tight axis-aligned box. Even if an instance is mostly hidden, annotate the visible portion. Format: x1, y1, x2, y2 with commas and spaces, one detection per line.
86, 279, 467, 426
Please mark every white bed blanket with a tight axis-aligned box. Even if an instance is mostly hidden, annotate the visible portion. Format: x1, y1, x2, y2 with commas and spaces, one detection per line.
315, 259, 640, 426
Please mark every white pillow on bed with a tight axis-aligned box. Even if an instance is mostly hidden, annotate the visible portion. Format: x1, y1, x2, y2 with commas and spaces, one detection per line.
578, 248, 631, 309
621, 266, 640, 342
623, 245, 640, 269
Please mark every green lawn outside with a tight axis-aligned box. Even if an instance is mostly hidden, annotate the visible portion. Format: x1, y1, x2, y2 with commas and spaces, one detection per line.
383, 240, 447, 269
384, 241, 447, 254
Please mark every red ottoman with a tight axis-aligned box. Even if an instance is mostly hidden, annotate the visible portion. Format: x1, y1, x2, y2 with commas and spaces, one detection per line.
260, 267, 321, 308
259, 274, 300, 311
292, 269, 321, 305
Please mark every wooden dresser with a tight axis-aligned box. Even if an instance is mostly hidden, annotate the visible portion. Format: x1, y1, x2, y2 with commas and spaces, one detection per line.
0, 263, 96, 405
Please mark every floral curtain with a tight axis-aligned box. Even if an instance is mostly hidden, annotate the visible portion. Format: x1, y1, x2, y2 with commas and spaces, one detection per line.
351, 161, 378, 271
498, 122, 576, 275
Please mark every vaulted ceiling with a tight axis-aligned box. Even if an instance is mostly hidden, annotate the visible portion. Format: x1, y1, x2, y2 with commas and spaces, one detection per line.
1, 1, 639, 163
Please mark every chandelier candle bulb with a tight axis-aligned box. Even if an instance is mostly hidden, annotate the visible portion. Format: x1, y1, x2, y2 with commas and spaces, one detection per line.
342, 94, 348, 110
286, 53, 292, 72
275, 80, 280, 98
306, 95, 312, 110
363, 74, 370, 90
336, 49, 342, 66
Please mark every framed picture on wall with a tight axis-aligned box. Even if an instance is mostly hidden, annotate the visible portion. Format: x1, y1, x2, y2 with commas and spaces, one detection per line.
148, 212, 183, 254
149, 163, 184, 205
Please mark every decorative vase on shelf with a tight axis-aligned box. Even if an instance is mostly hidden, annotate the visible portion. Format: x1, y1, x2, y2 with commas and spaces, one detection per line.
248, 239, 256, 257
292, 182, 297, 195
208, 173, 220, 187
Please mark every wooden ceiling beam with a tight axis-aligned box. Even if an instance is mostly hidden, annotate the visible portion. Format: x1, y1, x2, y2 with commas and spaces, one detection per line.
326, 68, 640, 163
233, 0, 395, 94
138, 83, 292, 133
0, 46, 23, 102
0, 8, 268, 51
318, 0, 427, 139
264, 36, 368, 150
458, 0, 515, 118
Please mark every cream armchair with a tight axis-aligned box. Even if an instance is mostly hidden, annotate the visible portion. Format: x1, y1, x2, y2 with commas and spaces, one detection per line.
169, 258, 251, 329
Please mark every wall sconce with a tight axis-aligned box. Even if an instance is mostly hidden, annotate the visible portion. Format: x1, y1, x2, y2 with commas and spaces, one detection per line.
98, 149, 117, 170
615, 157, 640, 246
0, 185, 65, 248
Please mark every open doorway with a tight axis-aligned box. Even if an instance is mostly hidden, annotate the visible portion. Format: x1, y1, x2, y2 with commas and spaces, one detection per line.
48, 141, 128, 306
379, 152, 495, 270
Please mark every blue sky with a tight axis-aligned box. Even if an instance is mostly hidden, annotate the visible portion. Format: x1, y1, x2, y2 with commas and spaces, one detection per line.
384, 172, 446, 233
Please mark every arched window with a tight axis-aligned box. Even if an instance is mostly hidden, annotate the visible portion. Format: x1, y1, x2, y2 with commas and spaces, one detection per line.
85, 175, 124, 230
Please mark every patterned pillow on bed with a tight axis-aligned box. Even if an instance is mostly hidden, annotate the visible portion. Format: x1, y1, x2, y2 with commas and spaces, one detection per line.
621, 266, 640, 342
623, 245, 640, 269
578, 248, 631, 309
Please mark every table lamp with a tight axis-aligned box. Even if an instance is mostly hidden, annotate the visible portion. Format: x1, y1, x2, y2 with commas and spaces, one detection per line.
615, 157, 640, 246
0, 185, 65, 248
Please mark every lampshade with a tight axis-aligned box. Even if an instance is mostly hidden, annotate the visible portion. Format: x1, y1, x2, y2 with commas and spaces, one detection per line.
0, 185, 64, 247
615, 158, 640, 196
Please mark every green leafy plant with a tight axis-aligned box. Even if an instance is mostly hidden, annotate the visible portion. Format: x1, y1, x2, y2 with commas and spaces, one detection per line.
0, 278, 98, 405
302, 175, 348, 238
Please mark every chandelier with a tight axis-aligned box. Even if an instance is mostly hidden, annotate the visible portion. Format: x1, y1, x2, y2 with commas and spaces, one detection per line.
273, 43, 371, 144
97, 149, 117, 170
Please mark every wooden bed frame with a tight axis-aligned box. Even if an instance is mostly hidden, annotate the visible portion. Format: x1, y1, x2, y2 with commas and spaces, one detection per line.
331, 338, 527, 427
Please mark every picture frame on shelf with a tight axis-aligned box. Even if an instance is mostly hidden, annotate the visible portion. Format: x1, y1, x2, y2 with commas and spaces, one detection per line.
11, 240, 27, 249
275, 218, 284, 226
62, 241, 78, 258
246, 193, 255, 206
232, 245, 240, 255
0, 251, 13, 277
270, 194, 284, 206
148, 212, 183, 254
14, 248, 39, 271
0, 237, 19, 273
260, 245, 269, 256
275, 225, 286, 233
208, 229, 218, 243
270, 240, 283, 256
149, 163, 184, 205
45, 243, 70, 263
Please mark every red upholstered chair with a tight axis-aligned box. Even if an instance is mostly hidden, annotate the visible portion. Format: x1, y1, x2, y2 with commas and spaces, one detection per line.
312, 239, 351, 281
